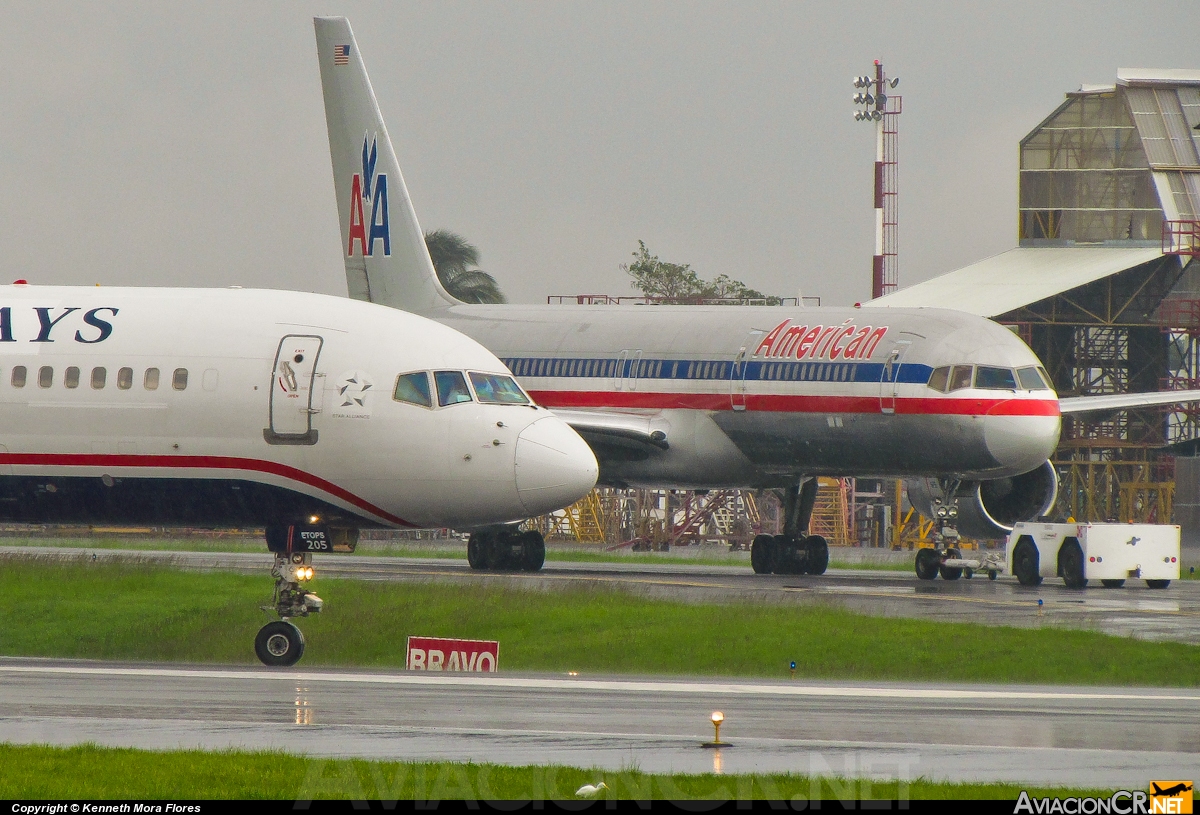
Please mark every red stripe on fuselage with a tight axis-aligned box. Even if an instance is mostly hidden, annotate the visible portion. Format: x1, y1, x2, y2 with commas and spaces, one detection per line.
0, 453, 414, 527
530, 390, 1061, 417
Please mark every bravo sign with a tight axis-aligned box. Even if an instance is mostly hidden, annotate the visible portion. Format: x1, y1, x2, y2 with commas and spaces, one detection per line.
406, 636, 498, 672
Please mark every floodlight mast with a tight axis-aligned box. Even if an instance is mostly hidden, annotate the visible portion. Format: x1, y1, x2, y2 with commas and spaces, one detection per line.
852, 60, 901, 299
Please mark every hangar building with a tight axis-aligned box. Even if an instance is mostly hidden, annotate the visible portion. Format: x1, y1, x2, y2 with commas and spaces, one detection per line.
870, 68, 1200, 528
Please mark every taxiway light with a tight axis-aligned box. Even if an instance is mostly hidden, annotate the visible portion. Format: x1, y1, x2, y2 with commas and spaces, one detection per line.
710, 711, 725, 744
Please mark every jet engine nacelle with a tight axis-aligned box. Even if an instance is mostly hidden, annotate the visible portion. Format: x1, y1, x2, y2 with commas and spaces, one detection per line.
906, 460, 1059, 540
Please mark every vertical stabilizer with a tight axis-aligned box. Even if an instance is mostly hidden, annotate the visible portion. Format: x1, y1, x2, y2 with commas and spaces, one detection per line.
314, 16, 456, 313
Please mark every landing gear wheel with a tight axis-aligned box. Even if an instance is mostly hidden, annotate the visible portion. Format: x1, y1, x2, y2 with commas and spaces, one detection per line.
520, 531, 546, 572
1012, 539, 1042, 587
1147, 579, 1171, 589
804, 535, 828, 575
467, 534, 486, 570
750, 534, 775, 574
1101, 579, 1125, 589
914, 548, 940, 580
773, 534, 798, 575
255, 620, 305, 667
1059, 539, 1087, 589
939, 548, 963, 581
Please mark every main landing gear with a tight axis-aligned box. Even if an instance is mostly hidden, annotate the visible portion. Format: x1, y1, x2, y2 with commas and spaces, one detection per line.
751, 478, 829, 576
467, 526, 546, 572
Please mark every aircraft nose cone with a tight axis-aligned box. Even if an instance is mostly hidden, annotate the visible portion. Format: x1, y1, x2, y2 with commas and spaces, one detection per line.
984, 410, 1061, 473
515, 416, 599, 515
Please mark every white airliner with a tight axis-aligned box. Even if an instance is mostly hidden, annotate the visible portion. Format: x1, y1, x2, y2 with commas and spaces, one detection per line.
314, 16, 1200, 576
0, 284, 597, 664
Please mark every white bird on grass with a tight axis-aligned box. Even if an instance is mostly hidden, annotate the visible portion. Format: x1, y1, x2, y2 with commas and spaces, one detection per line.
575, 782, 608, 798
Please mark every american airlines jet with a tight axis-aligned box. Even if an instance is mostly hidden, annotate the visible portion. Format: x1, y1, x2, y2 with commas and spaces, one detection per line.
314, 16, 1200, 577
0, 285, 597, 664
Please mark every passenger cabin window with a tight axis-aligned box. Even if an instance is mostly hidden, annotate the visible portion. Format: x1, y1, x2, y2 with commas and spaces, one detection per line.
91, 367, 106, 389
393, 371, 433, 408
11, 366, 25, 388
144, 368, 160, 390
1017, 366, 1050, 390
64, 367, 80, 389
975, 366, 1017, 390
172, 368, 188, 390
469, 372, 531, 405
117, 367, 133, 390
926, 366, 950, 392
38, 366, 53, 388
948, 365, 973, 392
434, 370, 472, 406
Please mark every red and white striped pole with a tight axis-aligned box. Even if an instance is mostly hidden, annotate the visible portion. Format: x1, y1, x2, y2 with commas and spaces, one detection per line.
872, 60, 886, 300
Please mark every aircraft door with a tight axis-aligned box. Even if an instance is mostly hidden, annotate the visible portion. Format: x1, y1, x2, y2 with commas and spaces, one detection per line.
878, 340, 912, 414
614, 350, 629, 391
615, 350, 642, 391
629, 350, 643, 392
731, 330, 764, 412
266, 334, 324, 444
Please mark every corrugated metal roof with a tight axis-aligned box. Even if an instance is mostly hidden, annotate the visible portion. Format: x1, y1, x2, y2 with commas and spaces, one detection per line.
863, 247, 1165, 318
1118, 68, 1200, 86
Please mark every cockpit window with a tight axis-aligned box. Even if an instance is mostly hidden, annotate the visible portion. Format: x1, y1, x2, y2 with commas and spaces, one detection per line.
394, 371, 432, 408
1016, 366, 1051, 391
434, 370, 473, 406
975, 366, 1017, 390
948, 365, 973, 392
926, 366, 950, 393
469, 372, 531, 405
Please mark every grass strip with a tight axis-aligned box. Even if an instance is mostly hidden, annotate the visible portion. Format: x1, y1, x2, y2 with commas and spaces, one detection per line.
0, 743, 1111, 800
0, 557, 1197, 684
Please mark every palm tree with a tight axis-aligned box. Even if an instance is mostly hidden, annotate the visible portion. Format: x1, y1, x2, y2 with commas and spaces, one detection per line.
424, 229, 506, 304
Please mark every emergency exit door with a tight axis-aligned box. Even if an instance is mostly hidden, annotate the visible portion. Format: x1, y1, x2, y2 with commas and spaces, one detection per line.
265, 334, 323, 445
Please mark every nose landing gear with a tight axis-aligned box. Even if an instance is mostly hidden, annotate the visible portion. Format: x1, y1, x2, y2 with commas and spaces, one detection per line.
256, 551, 323, 667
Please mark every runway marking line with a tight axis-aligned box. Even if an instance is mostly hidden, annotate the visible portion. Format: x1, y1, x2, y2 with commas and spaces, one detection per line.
1, 663, 1197, 704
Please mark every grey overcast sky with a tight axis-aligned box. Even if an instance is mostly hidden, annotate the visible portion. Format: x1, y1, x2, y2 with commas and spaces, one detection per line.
1, 1, 1196, 306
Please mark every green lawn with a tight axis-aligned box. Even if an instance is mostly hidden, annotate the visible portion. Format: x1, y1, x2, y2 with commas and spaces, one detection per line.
0, 556, 1197, 684
0, 743, 1113, 800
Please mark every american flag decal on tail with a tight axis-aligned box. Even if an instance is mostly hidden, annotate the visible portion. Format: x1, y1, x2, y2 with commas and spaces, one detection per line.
333, 44, 351, 65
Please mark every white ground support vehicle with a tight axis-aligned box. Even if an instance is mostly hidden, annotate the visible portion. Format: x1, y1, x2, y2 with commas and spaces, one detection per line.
1007, 522, 1180, 589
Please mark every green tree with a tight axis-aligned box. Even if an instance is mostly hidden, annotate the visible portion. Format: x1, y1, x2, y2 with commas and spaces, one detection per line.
623, 240, 780, 304
622, 240, 706, 299
424, 229, 506, 304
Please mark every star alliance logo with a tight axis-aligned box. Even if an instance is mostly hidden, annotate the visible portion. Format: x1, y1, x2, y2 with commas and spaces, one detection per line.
333, 371, 374, 419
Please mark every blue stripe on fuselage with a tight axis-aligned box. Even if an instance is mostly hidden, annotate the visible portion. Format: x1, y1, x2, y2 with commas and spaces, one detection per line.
501, 357, 932, 385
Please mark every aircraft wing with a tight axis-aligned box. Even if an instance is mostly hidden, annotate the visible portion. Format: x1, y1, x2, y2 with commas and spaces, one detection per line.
549, 409, 670, 455
1058, 389, 1200, 414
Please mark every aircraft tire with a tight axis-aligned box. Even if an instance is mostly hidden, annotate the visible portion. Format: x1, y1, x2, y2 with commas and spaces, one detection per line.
467, 534, 486, 570
773, 534, 795, 574
914, 548, 940, 580
1012, 538, 1042, 586
255, 620, 305, 667
1101, 579, 1125, 588
1059, 539, 1087, 589
804, 535, 828, 575
938, 548, 963, 581
750, 535, 774, 574
1147, 579, 1171, 589
521, 531, 546, 572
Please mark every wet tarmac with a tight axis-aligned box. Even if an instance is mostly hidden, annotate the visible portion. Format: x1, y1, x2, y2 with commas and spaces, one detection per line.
6, 545, 1200, 645
0, 658, 1195, 787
